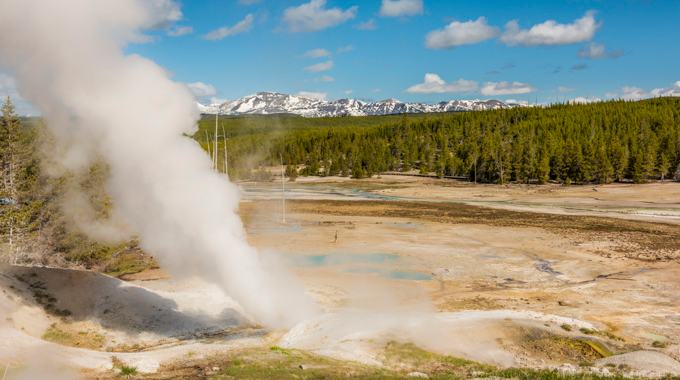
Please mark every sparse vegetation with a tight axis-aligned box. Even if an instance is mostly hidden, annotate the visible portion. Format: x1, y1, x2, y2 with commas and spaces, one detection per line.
119, 365, 138, 376
652, 340, 668, 348
43, 323, 72, 342
561, 324, 572, 331
580, 328, 625, 342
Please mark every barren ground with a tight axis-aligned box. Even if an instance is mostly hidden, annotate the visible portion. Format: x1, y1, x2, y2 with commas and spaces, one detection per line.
2, 176, 680, 379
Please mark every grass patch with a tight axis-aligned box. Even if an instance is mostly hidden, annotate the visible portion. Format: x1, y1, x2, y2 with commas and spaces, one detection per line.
269, 346, 291, 355
561, 324, 572, 332
213, 348, 398, 379
43, 324, 72, 342
102, 249, 158, 278
383, 341, 494, 376
119, 365, 138, 376
652, 340, 668, 348
579, 328, 625, 342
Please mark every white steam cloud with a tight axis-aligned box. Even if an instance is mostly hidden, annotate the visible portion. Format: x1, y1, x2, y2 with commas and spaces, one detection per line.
0, 0, 317, 329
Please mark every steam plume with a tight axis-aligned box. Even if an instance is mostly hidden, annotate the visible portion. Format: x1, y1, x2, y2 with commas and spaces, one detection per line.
0, 0, 317, 328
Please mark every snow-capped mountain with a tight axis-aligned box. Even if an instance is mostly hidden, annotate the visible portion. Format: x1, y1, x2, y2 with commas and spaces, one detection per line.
197, 91, 515, 117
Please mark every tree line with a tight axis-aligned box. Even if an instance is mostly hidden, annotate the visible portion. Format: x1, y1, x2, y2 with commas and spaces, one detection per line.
198, 97, 680, 184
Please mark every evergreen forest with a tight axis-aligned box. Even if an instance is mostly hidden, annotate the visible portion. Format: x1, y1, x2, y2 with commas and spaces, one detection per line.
196, 97, 680, 184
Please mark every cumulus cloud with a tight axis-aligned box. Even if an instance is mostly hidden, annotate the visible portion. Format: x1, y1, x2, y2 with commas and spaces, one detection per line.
210, 97, 228, 104
186, 82, 218, 97
405, 74, 478, 94
355, 19, 377, 30
570, 96, 602, 104
167, 26, 193, 36
0, 73, 23, 100
425, 17, 500, 49
505, 99, 530, 106
282, 0, 357, 33
303, 48, 331, 58
480, 81, 536, 96
371, 89, 382, 93
304, 60, 334, 72
500, 11, 600, 46
297, 91, 328, 100
380, 0, 423, 17
344, 90, 353, 94
608, 81, 680, 101
558, 86, 578, 92
577, 41, 623, 59
337, 44, 355, 54
314, 75, 335, 82
203, 14, 254, 40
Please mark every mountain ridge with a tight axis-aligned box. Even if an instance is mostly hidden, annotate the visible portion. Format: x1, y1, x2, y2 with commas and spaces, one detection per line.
197, 91, 521, 117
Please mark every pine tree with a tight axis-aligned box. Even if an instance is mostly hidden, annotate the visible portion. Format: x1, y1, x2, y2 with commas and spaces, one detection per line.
0, 97, 27, 263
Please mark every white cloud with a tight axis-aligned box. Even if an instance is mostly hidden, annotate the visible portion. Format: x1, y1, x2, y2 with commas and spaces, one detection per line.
314, 75, 335, 82
651, 81, 680, 97
570, 97, 602, 104
186, 82, 218, 97
0, 73, 23, 101
355, 19, 377, 30
304, 60, 334, 72
203, 14, 254, 40
558, 86, 577, 93
425, 17, 500, 49
303, 48, 331, 58
210, 97, 228, 105
480, 81, 536, 96
500, 11, 600, 47
239, 0, 262, 4
344, 90, 354, 95
167, 26, 193, 36
371, 89, 382, 93
142, 0, 183, 30
337, 44, 355, 54
505, 99, 530, 106
577, 41, 623, 59
608, 81, 680, 101
282, 0, 357, 33
297, 91, 328, 100
405, 74, 478, 94
0, 73, 39, 115
380, 0, 423, 17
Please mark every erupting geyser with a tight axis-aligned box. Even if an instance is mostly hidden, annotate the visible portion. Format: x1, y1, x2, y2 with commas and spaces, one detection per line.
0, 0, 317, 328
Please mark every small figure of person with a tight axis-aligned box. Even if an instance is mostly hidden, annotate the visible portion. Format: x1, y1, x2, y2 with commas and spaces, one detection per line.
333, 230, 338, 244
661, 172, 665, 182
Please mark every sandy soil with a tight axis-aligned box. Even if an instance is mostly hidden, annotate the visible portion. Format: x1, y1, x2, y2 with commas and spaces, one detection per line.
2, 178, 680, 378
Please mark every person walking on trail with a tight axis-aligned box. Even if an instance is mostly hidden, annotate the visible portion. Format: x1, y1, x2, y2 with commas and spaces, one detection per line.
333, 230, 338, 244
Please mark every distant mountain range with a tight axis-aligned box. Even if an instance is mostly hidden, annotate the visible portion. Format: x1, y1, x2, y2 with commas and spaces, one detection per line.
197, 91, 522, 117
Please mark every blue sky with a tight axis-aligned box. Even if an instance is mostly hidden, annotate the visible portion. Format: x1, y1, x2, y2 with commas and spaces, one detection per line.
5, 0, 680, 113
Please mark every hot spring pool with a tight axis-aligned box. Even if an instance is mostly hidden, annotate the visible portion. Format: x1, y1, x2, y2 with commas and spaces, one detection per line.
282, 253, 433, 281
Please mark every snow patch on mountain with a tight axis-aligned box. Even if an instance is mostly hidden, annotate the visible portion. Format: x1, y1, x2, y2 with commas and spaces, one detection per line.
197, 91, 516, 117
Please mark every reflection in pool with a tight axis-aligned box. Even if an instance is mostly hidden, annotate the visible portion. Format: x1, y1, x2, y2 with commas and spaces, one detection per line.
282, 252, 432, 281
343, 267, 433, 280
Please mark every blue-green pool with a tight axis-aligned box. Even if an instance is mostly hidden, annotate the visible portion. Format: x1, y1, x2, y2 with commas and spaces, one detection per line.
282, 252, 433, 281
